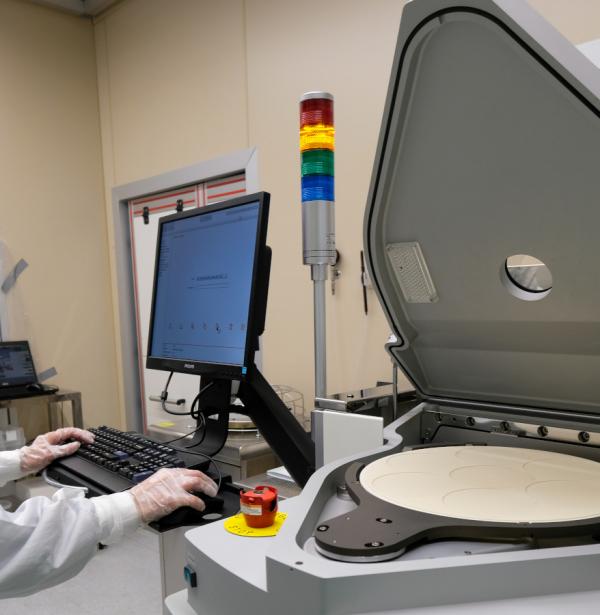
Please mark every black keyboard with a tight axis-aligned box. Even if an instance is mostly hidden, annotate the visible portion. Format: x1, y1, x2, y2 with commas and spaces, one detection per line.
48, 426, 213, 496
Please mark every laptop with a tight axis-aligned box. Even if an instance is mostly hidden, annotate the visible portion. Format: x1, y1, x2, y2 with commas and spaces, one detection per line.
0, 341, 54, 400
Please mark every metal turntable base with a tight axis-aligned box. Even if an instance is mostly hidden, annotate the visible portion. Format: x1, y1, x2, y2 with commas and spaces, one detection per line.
315, 446, 600, 562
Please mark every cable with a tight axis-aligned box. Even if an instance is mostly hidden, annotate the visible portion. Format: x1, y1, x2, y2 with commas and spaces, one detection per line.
160, 374, 215, 454
42, 469, 89, 494
160, 372, 189, 415
167, 446, 222, 490
189, 390, 203, 419
136, 421, 222, 488
163, 371, 174, 392
162, 422, 206, 446
112, 431, 223, 491
185, 413, 207, 449
160, 404, 192, 416
185, 389, 209, 447
148, 373, 224, 490
160, 374, 214, 417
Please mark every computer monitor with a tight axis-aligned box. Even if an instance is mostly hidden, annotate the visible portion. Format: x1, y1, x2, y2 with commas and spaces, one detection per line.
0, 341, 37, 388
146, 192, 270, 380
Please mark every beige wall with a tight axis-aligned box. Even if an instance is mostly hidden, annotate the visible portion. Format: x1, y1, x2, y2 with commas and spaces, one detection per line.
1, 0, 599, 432
0, 0, 119, 434
94, 0, 411, 415
94, 0, 249, 186
529, 0, 600, 44
93, 0, 600, 418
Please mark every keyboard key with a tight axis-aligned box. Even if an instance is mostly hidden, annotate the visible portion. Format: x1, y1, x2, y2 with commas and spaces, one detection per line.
132, 470, 154, 483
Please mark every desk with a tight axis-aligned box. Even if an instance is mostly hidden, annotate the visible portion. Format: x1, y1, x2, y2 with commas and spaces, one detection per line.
0, 390, 83, 430
45, 390, 83, 430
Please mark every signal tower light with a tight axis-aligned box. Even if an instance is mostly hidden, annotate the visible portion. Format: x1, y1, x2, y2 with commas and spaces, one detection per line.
299, 91, 335, 399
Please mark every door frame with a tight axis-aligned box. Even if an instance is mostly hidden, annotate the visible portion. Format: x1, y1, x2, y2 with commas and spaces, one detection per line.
111, 148, 259, 431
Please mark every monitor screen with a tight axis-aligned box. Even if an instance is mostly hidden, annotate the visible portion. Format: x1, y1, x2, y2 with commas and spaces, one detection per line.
146, 192, 269, 378
0, 341, 37, 387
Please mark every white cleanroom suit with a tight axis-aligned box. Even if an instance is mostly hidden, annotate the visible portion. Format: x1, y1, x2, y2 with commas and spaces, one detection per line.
0, 427, 217, 598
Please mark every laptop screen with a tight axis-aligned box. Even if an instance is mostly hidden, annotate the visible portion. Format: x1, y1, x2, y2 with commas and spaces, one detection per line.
0, 341, 37, 388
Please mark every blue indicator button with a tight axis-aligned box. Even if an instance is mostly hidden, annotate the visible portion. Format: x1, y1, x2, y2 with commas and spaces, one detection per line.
184, 565, 197, 588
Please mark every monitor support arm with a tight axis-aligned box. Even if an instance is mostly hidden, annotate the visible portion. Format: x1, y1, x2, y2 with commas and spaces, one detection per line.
238, 364, 315, 487
190, 366, 315, 487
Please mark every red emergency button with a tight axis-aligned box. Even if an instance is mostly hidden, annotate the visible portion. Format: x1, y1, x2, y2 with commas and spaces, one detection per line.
240, 485, 278, 528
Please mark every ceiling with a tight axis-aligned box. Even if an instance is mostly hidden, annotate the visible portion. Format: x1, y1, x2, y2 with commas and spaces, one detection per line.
29, 0, 120, 17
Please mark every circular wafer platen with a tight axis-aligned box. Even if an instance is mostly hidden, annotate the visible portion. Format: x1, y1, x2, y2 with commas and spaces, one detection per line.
360, 446, 600, 524
224, 512, 288, 537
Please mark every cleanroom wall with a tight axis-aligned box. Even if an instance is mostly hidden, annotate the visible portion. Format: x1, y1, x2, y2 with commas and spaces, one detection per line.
94, 0, 410, 416
0, 0, 120, 433
94, 0, 600, 422
529, 0, 600, 44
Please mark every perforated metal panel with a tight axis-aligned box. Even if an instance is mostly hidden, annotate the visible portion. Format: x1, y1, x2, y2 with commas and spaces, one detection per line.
386, 242, 438, 304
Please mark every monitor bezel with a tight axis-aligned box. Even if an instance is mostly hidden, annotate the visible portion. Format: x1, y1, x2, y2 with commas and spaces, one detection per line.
145, 191, 270, 380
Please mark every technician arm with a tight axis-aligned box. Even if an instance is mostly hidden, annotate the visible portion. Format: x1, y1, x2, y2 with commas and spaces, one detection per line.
0, 426, 93, 486
0, 486, 138, 598
0, 429, 217, 598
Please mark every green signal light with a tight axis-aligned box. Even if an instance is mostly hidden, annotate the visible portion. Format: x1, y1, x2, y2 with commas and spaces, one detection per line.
301, 149, 334, 177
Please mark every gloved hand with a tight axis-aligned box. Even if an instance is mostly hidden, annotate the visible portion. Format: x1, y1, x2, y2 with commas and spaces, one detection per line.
20, 427, 95, 473
130, 467, 218, 523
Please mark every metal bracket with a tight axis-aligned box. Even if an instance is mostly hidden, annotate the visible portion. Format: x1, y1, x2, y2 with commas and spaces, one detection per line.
330, 250, 341, 295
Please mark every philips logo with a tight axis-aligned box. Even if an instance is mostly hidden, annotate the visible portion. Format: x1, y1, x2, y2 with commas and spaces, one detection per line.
183, 363, 195, 369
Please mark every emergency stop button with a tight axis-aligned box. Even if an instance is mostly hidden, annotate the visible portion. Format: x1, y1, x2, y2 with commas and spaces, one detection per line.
183, 565, 197, 588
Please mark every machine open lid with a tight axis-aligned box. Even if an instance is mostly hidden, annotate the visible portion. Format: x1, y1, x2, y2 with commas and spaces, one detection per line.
364, 0, 600, 415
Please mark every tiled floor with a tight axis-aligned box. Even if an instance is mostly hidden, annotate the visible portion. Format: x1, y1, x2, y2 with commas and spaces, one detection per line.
1, 528, 163, 614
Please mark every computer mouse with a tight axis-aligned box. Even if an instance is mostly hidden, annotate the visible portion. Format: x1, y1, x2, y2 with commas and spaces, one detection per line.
159, 493, 225, 528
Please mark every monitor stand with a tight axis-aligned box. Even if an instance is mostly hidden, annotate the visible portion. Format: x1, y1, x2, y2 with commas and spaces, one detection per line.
184, 378, 230, 457
187, 364, 315, 487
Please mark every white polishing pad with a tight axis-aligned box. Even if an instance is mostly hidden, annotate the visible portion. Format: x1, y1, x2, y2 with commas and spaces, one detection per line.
359, 446, 600, 524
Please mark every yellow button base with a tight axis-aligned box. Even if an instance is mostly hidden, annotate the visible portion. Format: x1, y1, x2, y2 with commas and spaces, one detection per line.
224, 512, 288, 537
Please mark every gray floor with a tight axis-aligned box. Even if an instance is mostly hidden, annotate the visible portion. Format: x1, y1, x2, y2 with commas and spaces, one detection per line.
1, 528, 163, 614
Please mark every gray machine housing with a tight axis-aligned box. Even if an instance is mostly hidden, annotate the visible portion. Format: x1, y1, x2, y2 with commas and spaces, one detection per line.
167, 1, 600, 612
